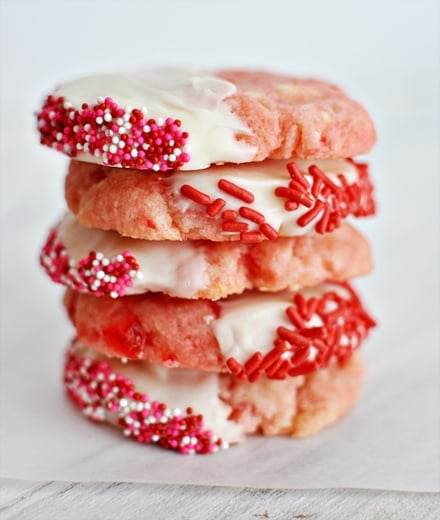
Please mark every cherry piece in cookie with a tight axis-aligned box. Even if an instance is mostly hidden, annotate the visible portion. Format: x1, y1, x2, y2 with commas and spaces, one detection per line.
64, 282, 376, 379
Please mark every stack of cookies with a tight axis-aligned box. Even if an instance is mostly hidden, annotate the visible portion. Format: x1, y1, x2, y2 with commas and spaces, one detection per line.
38, 69, 376, 454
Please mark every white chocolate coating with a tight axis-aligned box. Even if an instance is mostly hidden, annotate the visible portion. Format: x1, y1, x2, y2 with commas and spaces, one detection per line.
56, 68, 256, 170
169, 158, 359, 236
213, 284, 350, 364
57, 213, 209, 298
77, 344, 244, 444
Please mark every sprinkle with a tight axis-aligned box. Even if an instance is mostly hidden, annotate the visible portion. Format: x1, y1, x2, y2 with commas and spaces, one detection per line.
287, 162, 310, 189
275, 161, 376, 234
259, 222, 278, 240
64, 345, 225, 454
218, 179, 255, 203
40, 229, 140, 298
238, 207, 265, 224
285, 306, 305, 329
225, 282, 376, 382
37, 96, 190, 171
222, 221, 249, 232
309, 164, 340, 193
240, 231, 263, 243
296, 200, 325, 227
226, 358, 244, 377
180, 185, 211, 206
277, 327, 312, 347
244, 352, 264, 374
274, 187, 313, 208
207, 198, 226, 217
221, 210, 238, 220
180, 160, 375, 242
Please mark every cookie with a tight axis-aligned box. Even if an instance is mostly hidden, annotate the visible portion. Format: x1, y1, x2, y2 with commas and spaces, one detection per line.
65, 158, 375, 242
41, 213, 372, 299
37, 69, 376, 172
65, 341, 365, 453
64, 282, 376, 381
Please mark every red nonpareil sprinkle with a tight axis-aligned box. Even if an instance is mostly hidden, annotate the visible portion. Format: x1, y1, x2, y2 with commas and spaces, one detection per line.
218, 179, 255, 203
40, 229, 141, 298
64, 345, 227, 454
37, 96, 190, 171
180, 185, 211, 206
225, 281, 376, 382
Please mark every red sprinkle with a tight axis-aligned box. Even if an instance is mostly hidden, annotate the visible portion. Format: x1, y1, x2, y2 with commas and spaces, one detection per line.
225, 281, 376, 382
218, 179, 255, 203
226, 358, 244, 377
207, 198, 226, 217
259, 222, 278, 240
240, 231, 263, 243
274, 187, 313, 208
222, 221, 249, 232
309, 164, 341, 193
239, 207, 265, 224
286, 306, 306, 329
276, 161, 376, 234
180, 185, 211, 206
244, 352, 264, 374
287, 162, 310, 189
222, 210, 239, 220
296, 200, 325, 227
284, 201, 299, 211
179, 160, 375, 242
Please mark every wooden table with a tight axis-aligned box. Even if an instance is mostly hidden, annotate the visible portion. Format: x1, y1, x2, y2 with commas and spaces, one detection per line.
1, 479, 439, 519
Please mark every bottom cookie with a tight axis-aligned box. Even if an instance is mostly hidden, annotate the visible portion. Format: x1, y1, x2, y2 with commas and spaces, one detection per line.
65, 341, 365, 455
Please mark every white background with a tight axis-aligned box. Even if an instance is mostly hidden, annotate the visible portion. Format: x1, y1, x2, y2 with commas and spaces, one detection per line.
0, 0, 439, 490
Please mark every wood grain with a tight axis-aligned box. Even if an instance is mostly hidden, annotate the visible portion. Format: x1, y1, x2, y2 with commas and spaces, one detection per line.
1, 479, 439, 520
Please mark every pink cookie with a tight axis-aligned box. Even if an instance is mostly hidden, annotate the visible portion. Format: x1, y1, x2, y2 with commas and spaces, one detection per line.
64, 281, 376, 382
41, 213, 371, 299
65, 341, 365, 454
37, 69, 376, 171
65, 158, 375, 242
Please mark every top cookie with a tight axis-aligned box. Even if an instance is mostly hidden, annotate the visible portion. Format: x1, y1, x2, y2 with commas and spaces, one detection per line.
37, 69, 376, 171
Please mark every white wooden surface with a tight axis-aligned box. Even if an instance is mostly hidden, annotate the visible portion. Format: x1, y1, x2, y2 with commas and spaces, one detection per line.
1, 479, 439, 520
